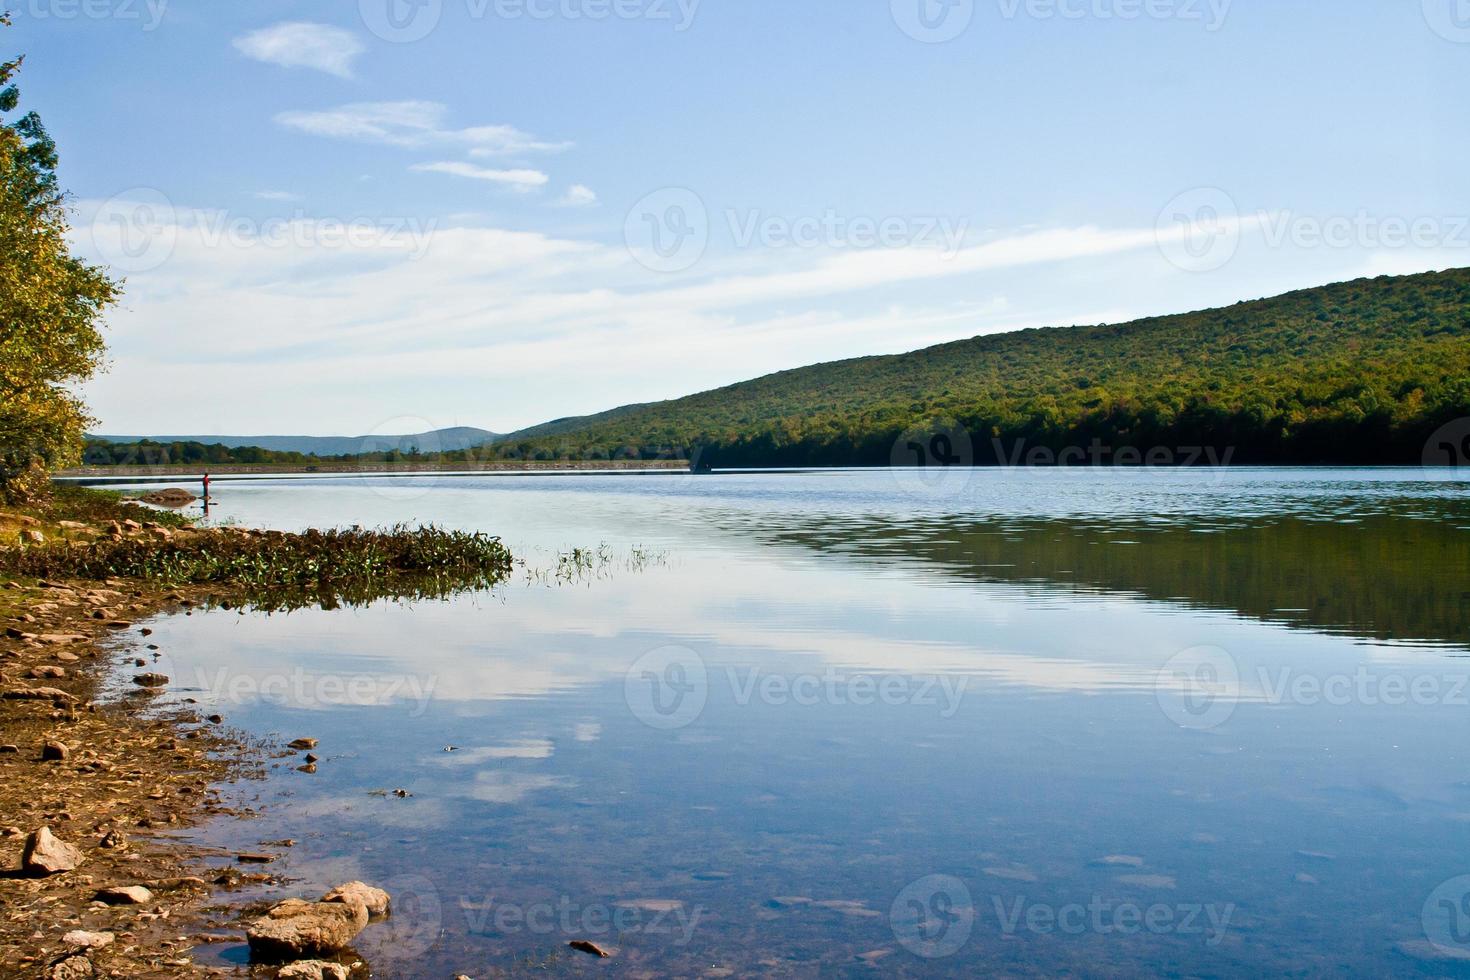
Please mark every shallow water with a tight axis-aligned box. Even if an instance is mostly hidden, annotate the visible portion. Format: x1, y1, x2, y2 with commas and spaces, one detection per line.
108, 468, 1470, 976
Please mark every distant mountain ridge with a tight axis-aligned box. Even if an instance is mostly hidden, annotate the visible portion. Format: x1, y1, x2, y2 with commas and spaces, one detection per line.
89, 427, 500, 457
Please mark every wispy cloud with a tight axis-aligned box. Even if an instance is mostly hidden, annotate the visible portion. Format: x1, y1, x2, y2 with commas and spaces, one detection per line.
411, 161, 549, 190
233, 22, 365, 79
556, 184, 598, 208
276, 101, 570, 155
254, 190, 300, 202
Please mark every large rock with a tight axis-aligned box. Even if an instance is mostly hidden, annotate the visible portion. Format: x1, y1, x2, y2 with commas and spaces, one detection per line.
322, 881, 391, 917
96, 885, 153, 905
22, 827, 81, 875
277, 962, 350, 980
245, 899, 368, 962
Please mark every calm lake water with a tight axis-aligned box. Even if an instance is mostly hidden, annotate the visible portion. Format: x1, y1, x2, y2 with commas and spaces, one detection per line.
105, 468, 1470, 977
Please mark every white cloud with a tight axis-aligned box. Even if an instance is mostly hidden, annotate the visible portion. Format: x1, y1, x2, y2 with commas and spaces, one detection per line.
556, 184, 598, 208
276, 101, 570, 155
254, 190, 300, 202
233, 22, 365, 79
411, 161, 549, 190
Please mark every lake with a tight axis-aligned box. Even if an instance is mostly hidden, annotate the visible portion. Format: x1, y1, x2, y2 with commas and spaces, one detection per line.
105, 467, 1470, 976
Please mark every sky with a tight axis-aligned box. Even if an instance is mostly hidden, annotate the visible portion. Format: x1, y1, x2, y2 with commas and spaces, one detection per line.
8, 0, 1470, 436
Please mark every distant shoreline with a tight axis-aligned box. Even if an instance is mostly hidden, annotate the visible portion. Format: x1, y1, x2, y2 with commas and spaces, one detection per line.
57, 459, 692, 479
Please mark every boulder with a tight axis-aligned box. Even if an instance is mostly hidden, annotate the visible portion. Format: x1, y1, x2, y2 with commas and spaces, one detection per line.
245, 899, 368, 962
22, 827, 82, 875
322, 881, 391, 917
41, 741, 69, 761
277, 961, 350, 980
132, 673, 169, 688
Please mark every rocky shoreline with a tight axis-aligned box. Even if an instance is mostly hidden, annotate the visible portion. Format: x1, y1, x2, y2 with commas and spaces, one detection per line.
0, 572, 253, 978
0, 502, 475, 978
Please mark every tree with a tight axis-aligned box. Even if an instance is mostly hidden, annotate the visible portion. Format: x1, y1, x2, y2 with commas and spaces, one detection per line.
0, 16, 119, 503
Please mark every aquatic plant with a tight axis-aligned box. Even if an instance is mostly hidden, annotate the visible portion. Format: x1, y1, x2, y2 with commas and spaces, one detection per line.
0, 522, 515, 611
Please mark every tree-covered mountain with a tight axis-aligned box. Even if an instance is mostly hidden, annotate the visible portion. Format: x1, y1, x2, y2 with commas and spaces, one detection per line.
486, 267, 1470, 467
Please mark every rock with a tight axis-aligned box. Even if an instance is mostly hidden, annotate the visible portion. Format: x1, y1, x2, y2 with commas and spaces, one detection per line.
207, 714, 223, 724
47, 956, 93, 980
99, 830, 127, 849
62, 930, 114, 949
0, 744, 18, 753
237, 853, 276, 864
41, 740, 69, 761
132, 673, 169, 688
304, 753, 320, 764
568, 940, 611, 958
30, 666, 66, 679
20, 529, 44, 545
288, 738, 318, 750
4, 687, 77, 704
277, 963, 349, 980
96, 885, 153, 905
322, 881, 391, 917
245, 899, 368, 961
36, 634, 88, 645
391, 788, 411, 798
4, 626, 32, 639
22, 827, 82, 875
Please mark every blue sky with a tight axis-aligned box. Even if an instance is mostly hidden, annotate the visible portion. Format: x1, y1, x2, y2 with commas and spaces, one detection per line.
9, 0, 1470, 435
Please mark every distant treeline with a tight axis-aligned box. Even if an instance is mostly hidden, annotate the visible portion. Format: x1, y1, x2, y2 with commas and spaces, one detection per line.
80, 439, 447, 467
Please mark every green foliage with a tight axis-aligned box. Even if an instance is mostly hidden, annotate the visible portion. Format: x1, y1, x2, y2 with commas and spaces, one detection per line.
0, 24, 119, 502
481, 267, 1470, 466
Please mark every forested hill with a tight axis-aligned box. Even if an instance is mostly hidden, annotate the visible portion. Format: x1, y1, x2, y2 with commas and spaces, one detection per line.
489, 267, 1470, 466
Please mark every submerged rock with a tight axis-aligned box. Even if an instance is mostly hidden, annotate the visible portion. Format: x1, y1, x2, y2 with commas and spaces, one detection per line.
132, 673, 169, 688
277, 962, 349, 980
22, 827, 82, 875
245, 899, 368, 962
568, 940, 611, 958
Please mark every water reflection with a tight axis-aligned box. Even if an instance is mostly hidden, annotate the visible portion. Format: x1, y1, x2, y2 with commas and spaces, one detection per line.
110, 469, 1470, 976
